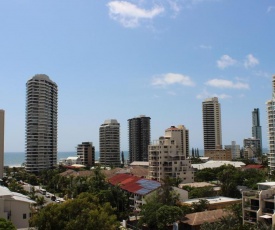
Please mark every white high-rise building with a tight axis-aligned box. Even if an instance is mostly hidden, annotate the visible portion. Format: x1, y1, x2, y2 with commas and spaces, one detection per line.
202, 97, 222, 151
25, 74, 58, 173
224, 141, 240, 159
266, 75, 275, 171
148, 125, 194, 183
0, 109, 4, 178
99, 119, 120, 167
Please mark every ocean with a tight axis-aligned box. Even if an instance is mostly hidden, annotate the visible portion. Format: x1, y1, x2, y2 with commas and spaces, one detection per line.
4, 151, 129, 167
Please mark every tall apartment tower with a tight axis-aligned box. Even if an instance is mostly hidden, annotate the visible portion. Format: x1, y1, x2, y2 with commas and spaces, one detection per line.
77, 142, 95, 167
266, 75, 275, 171
0, 110, 4, 178
148, 125, 194, 183
202, 97, 222, 151
252, 108, 262, 151
128, 115, 151, 163
99, 119, 120, 167
25, 74, 58, 173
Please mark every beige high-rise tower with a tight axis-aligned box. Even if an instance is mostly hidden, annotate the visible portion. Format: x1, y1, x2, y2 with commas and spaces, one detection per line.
202, 97, 222, 151
148, 125, 194, 183
0, 110, 4, 178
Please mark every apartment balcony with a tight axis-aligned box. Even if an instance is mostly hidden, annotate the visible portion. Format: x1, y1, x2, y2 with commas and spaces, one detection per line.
243, 205, 260, 212
243, 216, 257, 224
163, 168, 172, 172
243, 191, 260, 199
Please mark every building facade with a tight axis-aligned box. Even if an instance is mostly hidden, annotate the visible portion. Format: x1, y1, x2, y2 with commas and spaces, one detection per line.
224, 141, 240, 159
243, 138, 261, 159
99, 119, 120, 167
267, 76, 275, 171
148, 125, 194, 183
202, 97, 222, 151
242, 182, 275, 227
204, 149, 232, 161
0, 186, 36, 229
128, 115, 151, 163
0, 110, 4, 178
25, 74, 58, 173
77, 142, 95, 167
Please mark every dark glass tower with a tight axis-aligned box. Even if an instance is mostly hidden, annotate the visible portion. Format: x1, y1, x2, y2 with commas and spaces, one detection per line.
128, 115, 151, 163
252, 108, 262, 151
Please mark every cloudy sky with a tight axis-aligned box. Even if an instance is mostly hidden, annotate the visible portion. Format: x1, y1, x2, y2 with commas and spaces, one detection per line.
0, 0, 274, 154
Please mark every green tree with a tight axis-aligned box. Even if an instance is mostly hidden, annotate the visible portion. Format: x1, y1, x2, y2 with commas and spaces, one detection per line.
139, 177, 182, 229
30, 193, 119, 230
182, 185, 216, 199
156, 205, 183, 230
0, 218, 16, 230
36, 196, 46, 209
191, 199, 209, 212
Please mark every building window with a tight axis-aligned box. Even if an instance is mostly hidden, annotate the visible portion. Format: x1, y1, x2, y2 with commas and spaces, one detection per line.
23, 214, 27, 219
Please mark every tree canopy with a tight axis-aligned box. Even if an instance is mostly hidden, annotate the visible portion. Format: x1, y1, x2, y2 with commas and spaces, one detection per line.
29, 193, 119, 230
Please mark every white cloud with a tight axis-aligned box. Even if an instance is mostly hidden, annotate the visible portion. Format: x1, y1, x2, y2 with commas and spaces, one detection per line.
199, 44, 212, 50
267, 6, 275, 13
167, 0, 181, 17
152, 73, 195, 87
217, 55, 237, 69
196, 89, 231, 100
205, 79, 249, 89
107, 1, 164, 28
244, 54, 259, 68
167, 91, 177, 95
254, 71, 270, 79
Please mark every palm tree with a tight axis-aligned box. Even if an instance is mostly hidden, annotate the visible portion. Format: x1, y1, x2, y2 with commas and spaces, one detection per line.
36, 196, 46, 209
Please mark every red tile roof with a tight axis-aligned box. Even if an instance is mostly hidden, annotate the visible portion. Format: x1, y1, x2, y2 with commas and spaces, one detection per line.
244, 164, 264, 169
108, 173, 161, 195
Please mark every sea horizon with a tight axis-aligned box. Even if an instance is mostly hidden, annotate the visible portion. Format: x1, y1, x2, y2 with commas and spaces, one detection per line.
4, 151, 129, 167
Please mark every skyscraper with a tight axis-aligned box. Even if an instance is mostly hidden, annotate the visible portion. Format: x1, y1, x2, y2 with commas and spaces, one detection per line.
25, 74, 58, 173
128, 115, 151, 163
148, 125, 194, 182
252, 108, 262, 151
202, 97, 222, 151
99, 119, 120, 167
77, 142, 95, 167
0, 109, 4, 178
266, 75, 275, 171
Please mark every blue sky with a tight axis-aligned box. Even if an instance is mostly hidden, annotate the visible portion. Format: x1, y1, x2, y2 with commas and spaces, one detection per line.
0, 0, 274, 152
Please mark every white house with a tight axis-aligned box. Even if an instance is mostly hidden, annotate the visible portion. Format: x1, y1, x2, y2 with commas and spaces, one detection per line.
0, 186, 36, 229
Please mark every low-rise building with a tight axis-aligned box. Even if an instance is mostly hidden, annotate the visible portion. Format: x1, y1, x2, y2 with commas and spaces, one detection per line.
108, 173, 161, 211
192, 160, 245, 170
204, 148, 232, 161
108, 173, 189, 211
59, 156, 82, 166
242, 182, 275, 227
180, 209, 230, 230
182, 196, 241, 210
0, 186, 35, 229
